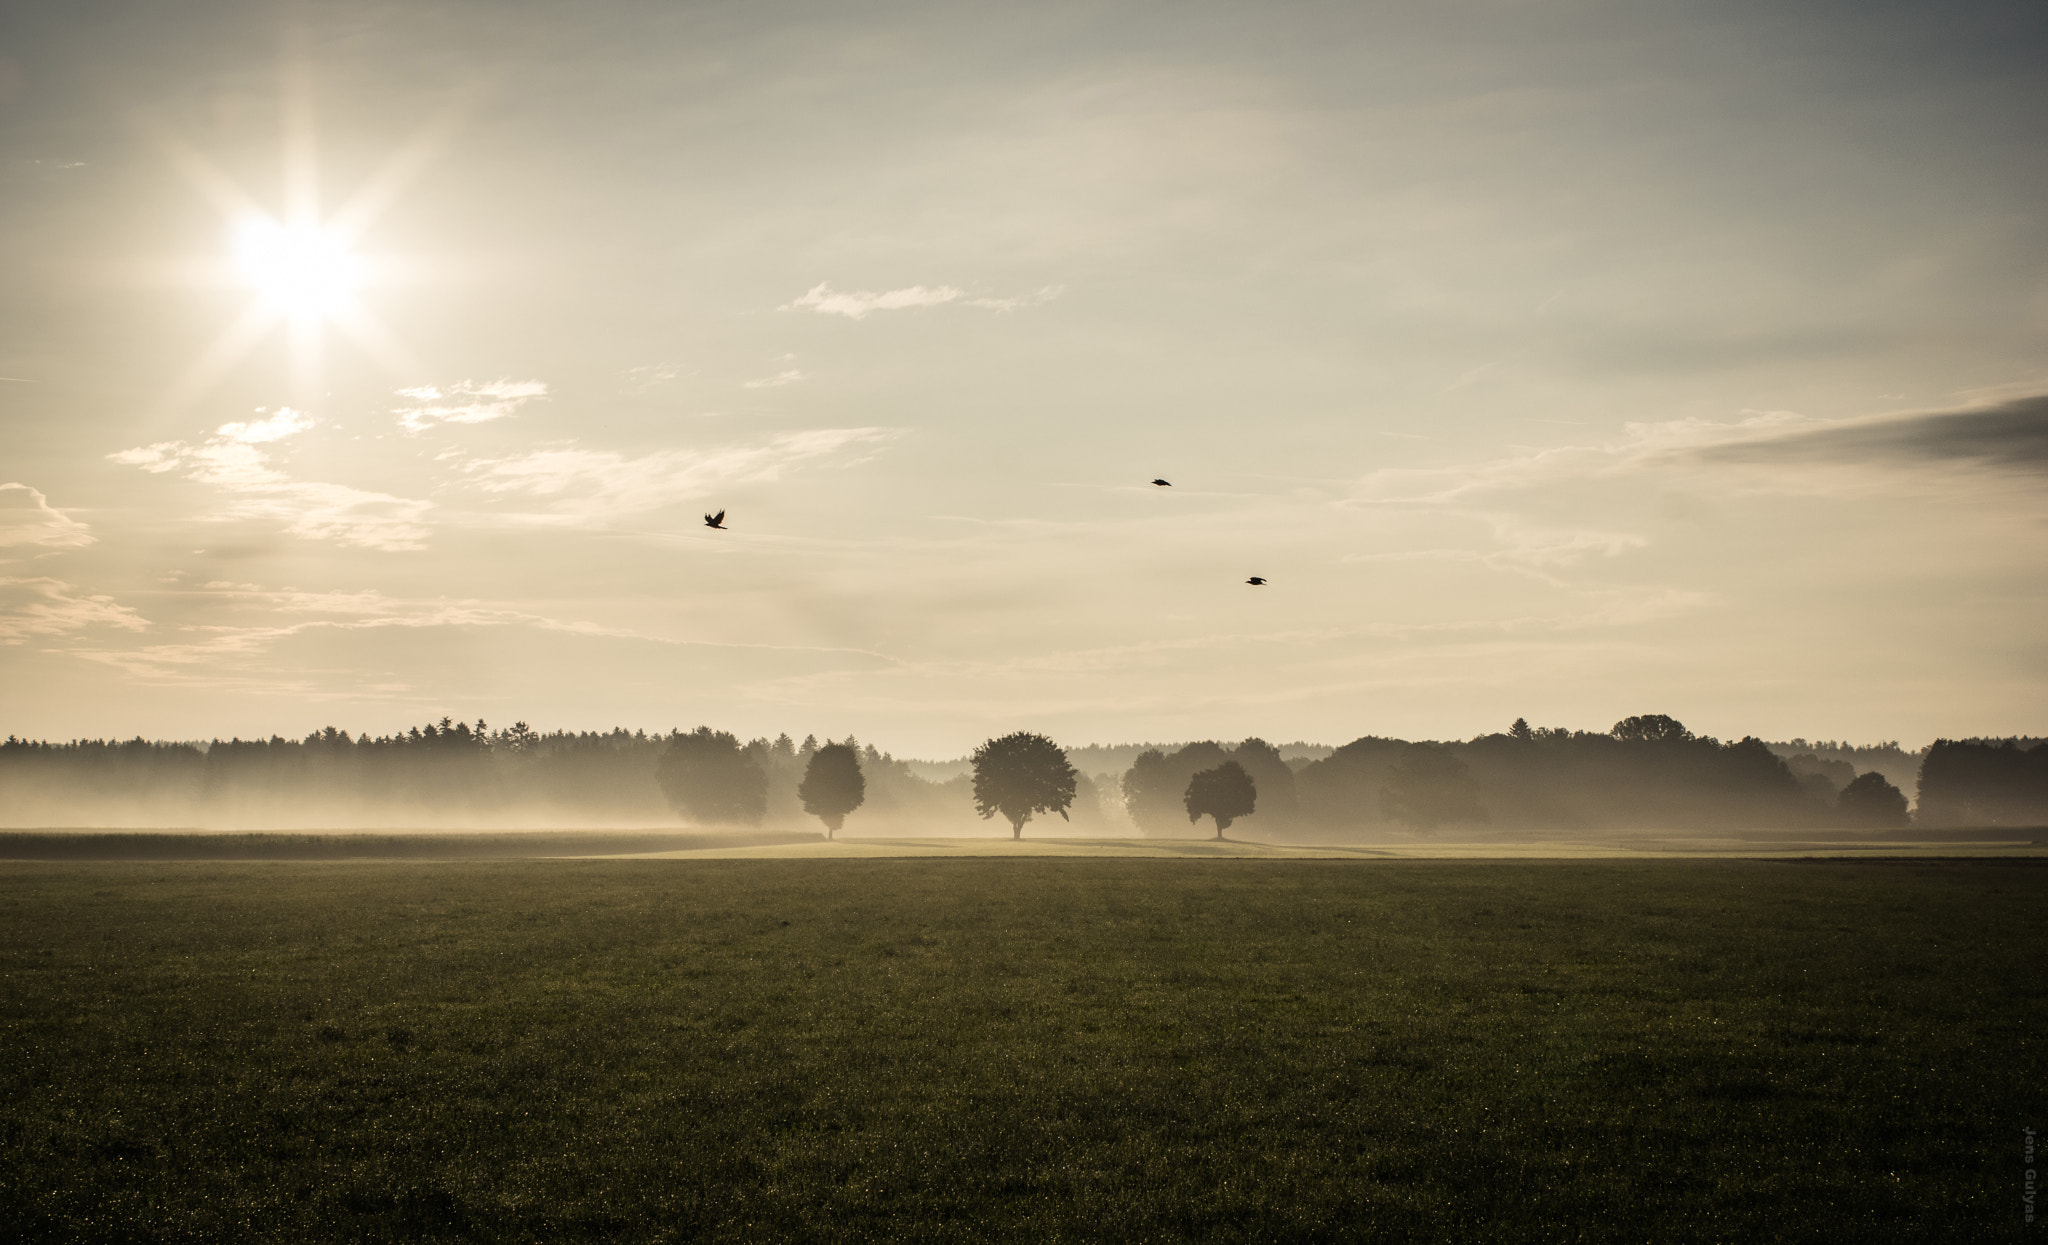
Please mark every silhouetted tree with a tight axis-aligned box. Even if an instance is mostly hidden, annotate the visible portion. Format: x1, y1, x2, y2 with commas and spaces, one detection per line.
1786, 753, 1856, 792
1122, 748, 1190, 834
1226, 738, 1298, 826
1509, 717, 1534, 742
971, 732, 1077, 839
1838, 771, 1909, 828
1185, 761, 1257, 839
656, 726, 768, 824
1122, 740, 1278, 835
1916, 739, 2048, 826
1770, 737, 1925, 798
1611, 714, 1693, 744
799, 742, 866, 838
1380, 744, 1487, 831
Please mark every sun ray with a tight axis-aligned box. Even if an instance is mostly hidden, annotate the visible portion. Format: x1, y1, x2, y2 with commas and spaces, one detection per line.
143, 121, 266, 224
328, 96, 479, 243
279, 34, 320, 228
288, 309, 323, 407
328, 299, 423, 380
153, 298, 284, 421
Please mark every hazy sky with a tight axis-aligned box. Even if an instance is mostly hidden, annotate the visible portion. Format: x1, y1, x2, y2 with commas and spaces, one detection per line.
3, 0, 2044, 755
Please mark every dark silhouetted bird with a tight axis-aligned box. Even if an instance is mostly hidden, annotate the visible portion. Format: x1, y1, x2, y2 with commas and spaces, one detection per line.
1151, 478, 1172, 487
704, 510, 726, 530
1246, 576, 1267, 586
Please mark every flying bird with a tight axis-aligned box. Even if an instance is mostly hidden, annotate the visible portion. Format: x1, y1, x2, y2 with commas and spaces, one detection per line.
1151, 478, 1172, 487
1246, 576, 1267, 586
704, 510, 726, 530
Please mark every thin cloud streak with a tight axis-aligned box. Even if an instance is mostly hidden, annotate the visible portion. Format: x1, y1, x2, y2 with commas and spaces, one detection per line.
783, 282, 1061, 319
752, 585, 1713, 696
785, 283, 964, 319
0, 484, 95, 549
1357, 397, 2048, 513
1353, 410, 1818, 505
71, 587, 903, 687
462, 428, 898, 521
0, 577, 149, 642
1690, 394, 2048, 472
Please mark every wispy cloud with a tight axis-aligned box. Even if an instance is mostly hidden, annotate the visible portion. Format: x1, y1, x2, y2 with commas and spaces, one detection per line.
68, 591, 601, 684
393, 379, 549, 432
70, 586, 894, 688
1344, 515, 1648, 578
1689, 393, 2048, 473
0, 577, 148, 643
1357, 397, 2048, 511
109, 409, 433, 551
783, 282, 1061, 320
1353, 410, 1817, 505
621, 363, 686, 394
215, 408, 316, 444
747, 587, 1715, 711
462, 428, 897, 521
785, 283, 963, 319
960, 286, 1064, 312
741, 368, 807, 389
0, 483, 94, 549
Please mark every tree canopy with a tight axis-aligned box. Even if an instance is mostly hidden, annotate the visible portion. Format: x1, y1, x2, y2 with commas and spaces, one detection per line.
1838, 770, 1909, 828
655, 726, 768, 825
1121, 738, 1297, 835
798, 742, 866, 837
1916, 739, 2048, 826
1611, 714, 1693, 744
1184, 761, 1257, 838
1379, 744, 1488, 831
970, 732, 1077, 839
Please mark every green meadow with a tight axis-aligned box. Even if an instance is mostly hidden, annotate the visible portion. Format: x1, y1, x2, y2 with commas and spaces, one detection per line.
1, 857, 2040, 1242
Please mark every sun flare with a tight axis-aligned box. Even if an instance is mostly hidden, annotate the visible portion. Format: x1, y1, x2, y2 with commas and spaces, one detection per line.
231, 217, 361, 317
144, 76, 449, 415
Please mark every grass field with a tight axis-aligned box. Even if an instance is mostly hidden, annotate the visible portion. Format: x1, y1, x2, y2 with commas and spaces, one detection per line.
1, 858, 2041, 1242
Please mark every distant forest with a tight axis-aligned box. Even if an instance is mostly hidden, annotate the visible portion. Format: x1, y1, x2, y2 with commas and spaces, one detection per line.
2, 715, 2043, 833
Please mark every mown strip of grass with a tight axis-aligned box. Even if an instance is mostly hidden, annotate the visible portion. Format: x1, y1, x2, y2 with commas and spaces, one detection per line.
0, 859, 2040, 1242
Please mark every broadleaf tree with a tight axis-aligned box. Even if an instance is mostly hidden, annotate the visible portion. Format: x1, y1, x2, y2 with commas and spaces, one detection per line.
1184, 761, 1257, 839
1838, 770, 1910, 828
798, 741, 866, 838
971, 731, 1077, 839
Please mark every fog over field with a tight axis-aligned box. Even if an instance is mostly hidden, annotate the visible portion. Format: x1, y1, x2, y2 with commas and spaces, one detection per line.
5, 712, 2043, 840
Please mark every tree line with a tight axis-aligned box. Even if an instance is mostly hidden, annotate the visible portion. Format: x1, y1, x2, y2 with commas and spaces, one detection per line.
3, 715, 2043, 832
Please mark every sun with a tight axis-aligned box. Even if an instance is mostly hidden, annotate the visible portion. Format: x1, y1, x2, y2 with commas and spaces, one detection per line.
231, 217, 361, 317
148, 65, 455, 415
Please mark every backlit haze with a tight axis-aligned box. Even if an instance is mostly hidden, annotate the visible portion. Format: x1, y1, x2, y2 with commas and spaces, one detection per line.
2, 0, 2045, 757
